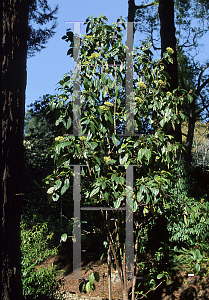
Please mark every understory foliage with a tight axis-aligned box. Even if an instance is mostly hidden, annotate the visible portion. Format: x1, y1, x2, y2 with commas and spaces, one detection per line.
44, 14, 204, 298
21, 222, 64, 300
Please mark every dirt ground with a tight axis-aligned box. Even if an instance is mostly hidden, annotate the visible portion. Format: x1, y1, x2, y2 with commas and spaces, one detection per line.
40, 240, 209, 300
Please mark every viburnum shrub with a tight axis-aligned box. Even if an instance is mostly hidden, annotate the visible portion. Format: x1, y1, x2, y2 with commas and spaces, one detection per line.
21, 222, 64, 300
44, 14, 192, 300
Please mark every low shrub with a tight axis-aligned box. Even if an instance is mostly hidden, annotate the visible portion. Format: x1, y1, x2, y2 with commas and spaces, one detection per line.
21, 222, 64, 300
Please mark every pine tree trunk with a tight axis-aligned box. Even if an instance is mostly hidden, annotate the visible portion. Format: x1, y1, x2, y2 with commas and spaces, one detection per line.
1, 1, 29, 299
159, 0, 182, 143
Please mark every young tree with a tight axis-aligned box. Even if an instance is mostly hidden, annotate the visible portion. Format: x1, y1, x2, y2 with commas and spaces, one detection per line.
1, 1, 58, 299
45, 15, 191, 300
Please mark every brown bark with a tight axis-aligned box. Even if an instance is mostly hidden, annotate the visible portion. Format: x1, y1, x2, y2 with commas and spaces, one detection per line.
128, 0, 136, 24
159, 0, 182, 143
1, 0, 29, 299
185, 98, 196, 163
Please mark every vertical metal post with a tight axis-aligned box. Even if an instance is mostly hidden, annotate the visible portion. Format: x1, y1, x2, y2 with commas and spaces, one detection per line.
73, 22, 81, 136
125, 21, 134, 136
73, 165, 81, 278
126, 165, 134, 279
106, 210, 112, 300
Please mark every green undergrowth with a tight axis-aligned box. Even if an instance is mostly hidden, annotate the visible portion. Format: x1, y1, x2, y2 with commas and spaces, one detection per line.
21, 222, 65, 300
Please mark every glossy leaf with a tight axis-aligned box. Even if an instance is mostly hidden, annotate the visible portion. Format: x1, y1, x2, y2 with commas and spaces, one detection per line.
85, 282, 90, 293
89, 273, 95, 285
90, 186, 100, 198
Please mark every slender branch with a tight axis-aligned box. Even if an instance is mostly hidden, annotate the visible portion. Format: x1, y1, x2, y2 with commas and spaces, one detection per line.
138, 281, 163, 299
200, 93, 209, 113
150, 27, 161, 50
81, 140, 92, 176
131, 223, 139, 300
197, 78, 209, 95
106, 130, 111, 155
101, 209, 125, 290
197, 64, 209, 89
135, 1, 156, 10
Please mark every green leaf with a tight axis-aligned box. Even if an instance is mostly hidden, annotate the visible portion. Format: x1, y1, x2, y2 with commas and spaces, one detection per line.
90, 186, 100, 198
187, 93, 193, 103
145, 148, 151, 162
195, 263, 200, 273
95, 157, 101, 166
94, 78, 100, 91
143, 206, 149, 216
146, 192, 150, 203
61, 178, 70, 195
84, 78, 90, 90
114, 197, 122, 208
101, 181, 106, 189
195, 249, 203, 260
90, 122, 95, 134
52, 192, 59, 201
55, 143, 62, 155
89, 273, 95, 285
138, 149, 144, 162
102, 86, 108, 98
108, 110, 113, 124
134, 141, 139, 148
120, 153, 128, 164
133, 201, 138, 212
54, 179, 62, 191
101, 72, 107, 84
184, 214, 188, 226
111, 174, 117, 181
79, 281, 85, 293
157, 273, 164, 279
66, 116, 71, 129
85, 282, 90, 293
47, 187, 54, 194
107, 77, 113, 89
160, 119, 165, 127
137, 191, 144, 202
115, 85, 119, 97
112, 134, 119, 145
89, 141, 98, 150
60, 233, 67, 243
55, 116, 63, 126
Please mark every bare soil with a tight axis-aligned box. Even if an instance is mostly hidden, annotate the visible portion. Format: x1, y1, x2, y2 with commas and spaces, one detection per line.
40, 241, 209, 300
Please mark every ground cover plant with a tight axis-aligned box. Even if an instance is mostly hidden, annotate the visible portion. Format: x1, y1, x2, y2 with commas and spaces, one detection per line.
21, 222, 64, 300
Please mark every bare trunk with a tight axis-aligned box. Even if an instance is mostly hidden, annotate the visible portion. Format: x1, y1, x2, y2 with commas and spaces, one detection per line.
123, 289, 129, 300
1, 1, 29, 299
107, 211, 112, 300
159, 0, 182, 143
185, 98, 196, 163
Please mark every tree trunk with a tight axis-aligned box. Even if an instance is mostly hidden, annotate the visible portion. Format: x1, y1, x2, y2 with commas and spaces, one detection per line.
185, 98, 196, 163
123, 289, 129, 300
1, 1, 29, 299
158, 0, 182, 143
128, 0, 136, 24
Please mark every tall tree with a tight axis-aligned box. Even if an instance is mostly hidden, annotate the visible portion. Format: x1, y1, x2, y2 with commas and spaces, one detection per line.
158, 0, 182, 143
2, 1, 29, 299
1, 1, 58, 299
